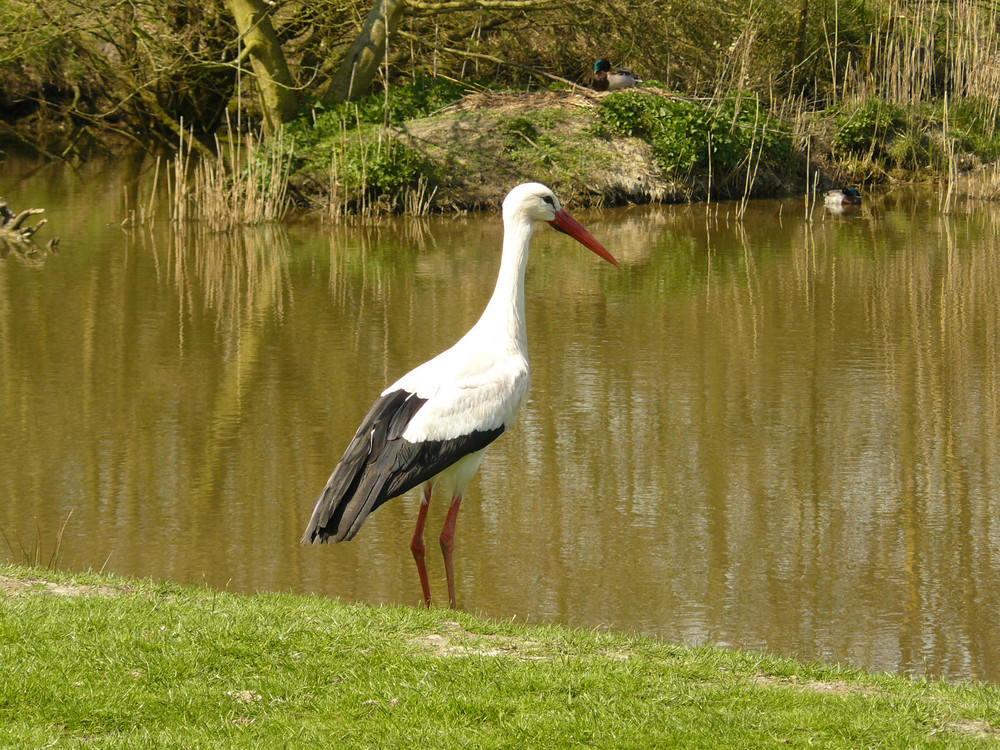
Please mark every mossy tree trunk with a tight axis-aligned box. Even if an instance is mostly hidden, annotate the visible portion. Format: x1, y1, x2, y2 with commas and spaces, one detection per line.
226, 0, 300, 130
320, 0, 407, 105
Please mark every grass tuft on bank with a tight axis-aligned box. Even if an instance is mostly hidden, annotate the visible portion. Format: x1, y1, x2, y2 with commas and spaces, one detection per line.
1, 563, 998, 748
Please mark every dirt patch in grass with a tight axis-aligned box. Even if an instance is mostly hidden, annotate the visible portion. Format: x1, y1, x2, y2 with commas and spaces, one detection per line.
0, 572, 130, 598
753, 671, 884, 697
409, 618, 641, 663
947, 719, 999, 738
410, 619, 550, 660
393, 89, 677, 211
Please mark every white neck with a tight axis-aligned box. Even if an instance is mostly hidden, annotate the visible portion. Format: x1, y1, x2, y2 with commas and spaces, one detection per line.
471, 212, 532, 352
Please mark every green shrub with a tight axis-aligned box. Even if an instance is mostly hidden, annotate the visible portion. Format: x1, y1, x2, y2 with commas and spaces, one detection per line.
598, 90, 657, 137
597, 91, 793, 178
382, 76, 474, 121
833, 99, 905, 154
884, 124, 942, 170
332, 137, 429, 194
307, 76, 473, 132
948, 96, 1000, 162
649, 100, 714, 174
285, 76, 474, 162
282, 77, 458, 203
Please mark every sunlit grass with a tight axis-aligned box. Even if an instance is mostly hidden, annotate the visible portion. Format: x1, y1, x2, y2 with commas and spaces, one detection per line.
1, 564, 998, 748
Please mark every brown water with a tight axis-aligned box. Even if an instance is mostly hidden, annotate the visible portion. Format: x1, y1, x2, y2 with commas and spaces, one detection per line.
3, 153, 1000, 682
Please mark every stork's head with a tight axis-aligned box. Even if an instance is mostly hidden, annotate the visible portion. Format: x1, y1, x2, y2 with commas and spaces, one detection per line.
502, 182, 619, 267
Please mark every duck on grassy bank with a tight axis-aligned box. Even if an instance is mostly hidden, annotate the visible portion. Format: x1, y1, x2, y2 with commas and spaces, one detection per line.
593, 59, 641, 91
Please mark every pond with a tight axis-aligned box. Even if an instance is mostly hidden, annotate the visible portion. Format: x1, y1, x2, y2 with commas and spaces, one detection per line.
2, 152, 999, 683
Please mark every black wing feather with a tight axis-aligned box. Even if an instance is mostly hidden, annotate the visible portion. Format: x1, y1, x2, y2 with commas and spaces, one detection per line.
301, 389, 504, 545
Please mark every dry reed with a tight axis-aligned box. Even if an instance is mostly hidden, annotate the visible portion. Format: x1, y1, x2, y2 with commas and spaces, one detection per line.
123, 116, 293, 231
192, 115, 294, 231
840, 0, 1000, 107
1, 508, 74, 569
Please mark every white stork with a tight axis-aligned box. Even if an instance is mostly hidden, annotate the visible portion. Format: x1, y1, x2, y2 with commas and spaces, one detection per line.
301, 182, 618, 608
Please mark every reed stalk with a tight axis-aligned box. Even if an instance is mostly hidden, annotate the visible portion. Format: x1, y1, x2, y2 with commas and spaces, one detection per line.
804, 135, 812, 222
737, 97, 763, 221
404, 174, 438, 215
941, 94, 957, 215
1, 508, 74, 569
706, 131, 713, 216
147, 155, 161, 224
841, 0, 1000, 109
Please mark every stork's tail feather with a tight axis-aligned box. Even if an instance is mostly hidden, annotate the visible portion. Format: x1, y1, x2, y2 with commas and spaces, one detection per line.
301, 487, 341, 545
302, 389, 433, 546
300, 451, 371, 545
301, 486, 340, 545
300, 469, 375, 545
301, 437, 407, 545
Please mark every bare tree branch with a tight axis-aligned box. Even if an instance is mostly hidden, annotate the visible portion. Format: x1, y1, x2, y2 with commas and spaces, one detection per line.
400, 34, 594, 91
406, 0, 554, 13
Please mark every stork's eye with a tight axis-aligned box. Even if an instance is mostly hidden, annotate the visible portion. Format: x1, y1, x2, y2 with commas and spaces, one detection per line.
542, 196, 555, 206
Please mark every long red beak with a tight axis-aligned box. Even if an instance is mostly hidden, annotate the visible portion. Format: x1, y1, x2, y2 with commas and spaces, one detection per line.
548, 209, 619, 267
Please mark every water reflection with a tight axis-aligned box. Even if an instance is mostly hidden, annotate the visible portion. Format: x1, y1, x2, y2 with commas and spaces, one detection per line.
2, 154, 1000, 682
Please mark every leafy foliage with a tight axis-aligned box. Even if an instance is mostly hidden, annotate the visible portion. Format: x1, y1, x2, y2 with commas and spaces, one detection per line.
3, 0, 1000, 171
832, 99, 905, 155
885, 129, 937, 170
337, 137, 429, 195
596, 92, 652, 138
598, 91, 793, 178
280, 78, 474, 209
948, 96, 1000, 162
308, 76, 474, 131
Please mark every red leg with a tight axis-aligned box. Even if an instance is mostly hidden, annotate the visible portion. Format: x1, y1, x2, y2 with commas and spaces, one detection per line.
439, 494, 463, 609
410, 484, 433, 607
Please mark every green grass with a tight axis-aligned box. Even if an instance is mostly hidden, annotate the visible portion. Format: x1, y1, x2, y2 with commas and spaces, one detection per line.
285, 75, 476, 177
494, 108, 617, 184
1, 564, 998, 748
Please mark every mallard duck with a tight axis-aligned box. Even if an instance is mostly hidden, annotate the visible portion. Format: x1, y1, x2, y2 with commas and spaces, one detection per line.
824, 187, 862, 208
592, 59, 641, 92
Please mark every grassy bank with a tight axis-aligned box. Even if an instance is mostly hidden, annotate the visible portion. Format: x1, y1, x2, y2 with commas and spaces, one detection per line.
1, 564, 998, 748
133, 82, 1000, 228
276, 79, 1000, 217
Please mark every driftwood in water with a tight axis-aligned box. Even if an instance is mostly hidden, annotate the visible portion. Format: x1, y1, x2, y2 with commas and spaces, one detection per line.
0, 197, 59, 259
1, 197, 46, 241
